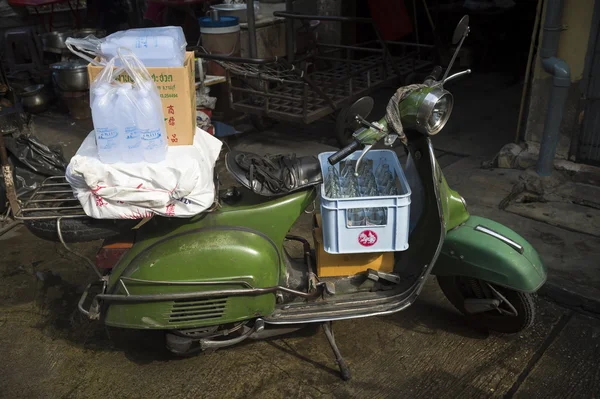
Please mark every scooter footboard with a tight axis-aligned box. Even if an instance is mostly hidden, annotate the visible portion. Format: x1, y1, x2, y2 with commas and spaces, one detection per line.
432, 216, 547, 293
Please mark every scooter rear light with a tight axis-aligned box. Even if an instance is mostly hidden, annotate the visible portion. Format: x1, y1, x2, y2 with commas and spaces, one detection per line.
96, 241, 133, 270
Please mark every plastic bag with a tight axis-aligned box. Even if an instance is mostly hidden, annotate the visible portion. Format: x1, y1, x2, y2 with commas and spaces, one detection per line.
196, 85, 217, 109
66, 26, 187, 67
120, 50, 168, 162
2, 134, 67, 196
66, 128, 222, 219
90, 51, 167, 163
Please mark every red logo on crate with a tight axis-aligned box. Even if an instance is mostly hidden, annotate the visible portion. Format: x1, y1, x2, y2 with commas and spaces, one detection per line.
358, 230, 378, 247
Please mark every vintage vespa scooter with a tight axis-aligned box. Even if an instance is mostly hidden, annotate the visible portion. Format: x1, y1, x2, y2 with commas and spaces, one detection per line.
24, 17, 546, 380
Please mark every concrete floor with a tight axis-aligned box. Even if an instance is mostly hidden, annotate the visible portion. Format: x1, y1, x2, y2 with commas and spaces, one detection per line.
2, 73, 600, 398
1, 226, 598, 398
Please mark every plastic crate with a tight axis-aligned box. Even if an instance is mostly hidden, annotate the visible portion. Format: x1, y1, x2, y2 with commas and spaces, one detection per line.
318, 150, 411, 254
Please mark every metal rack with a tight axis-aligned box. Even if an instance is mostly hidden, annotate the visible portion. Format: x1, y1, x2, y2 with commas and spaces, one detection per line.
226, 53, 431, 125
11, 175, 102, 278
199, 12, 435, 126
14, 175, 85, 220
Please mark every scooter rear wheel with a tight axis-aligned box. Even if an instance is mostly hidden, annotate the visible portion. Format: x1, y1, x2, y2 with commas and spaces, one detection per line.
438, 276, 536, 334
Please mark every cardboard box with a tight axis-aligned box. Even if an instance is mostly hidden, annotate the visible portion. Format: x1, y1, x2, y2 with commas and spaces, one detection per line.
88, 52, 196, 146
313, 214, 394, 277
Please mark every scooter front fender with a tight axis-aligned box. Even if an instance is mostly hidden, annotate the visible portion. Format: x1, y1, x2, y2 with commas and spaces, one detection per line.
432, 216, 547, 293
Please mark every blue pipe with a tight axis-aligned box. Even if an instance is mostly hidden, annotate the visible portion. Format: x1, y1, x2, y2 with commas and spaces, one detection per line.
536, 0, 571, 176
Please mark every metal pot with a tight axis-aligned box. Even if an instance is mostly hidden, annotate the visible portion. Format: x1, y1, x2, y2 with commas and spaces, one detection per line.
71, 28, 107, 38
50, 61, 89, 91
20, 84, 51, 114
40, 30, 73, 50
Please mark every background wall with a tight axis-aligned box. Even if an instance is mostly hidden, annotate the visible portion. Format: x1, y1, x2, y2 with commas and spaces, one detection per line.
523, 0, 595, 160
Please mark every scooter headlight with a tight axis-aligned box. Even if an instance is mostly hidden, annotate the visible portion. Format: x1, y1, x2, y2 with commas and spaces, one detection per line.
417, 88, 453, 135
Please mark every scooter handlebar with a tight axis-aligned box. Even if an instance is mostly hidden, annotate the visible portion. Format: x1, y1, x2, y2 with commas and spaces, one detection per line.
425, 66, 443, 83
328, 140, 360, 165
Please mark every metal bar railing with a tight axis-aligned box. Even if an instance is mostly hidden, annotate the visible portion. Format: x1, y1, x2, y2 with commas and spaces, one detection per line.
317, 43, 385, 54
232, 86, 304, 102
273, 11, 374, 24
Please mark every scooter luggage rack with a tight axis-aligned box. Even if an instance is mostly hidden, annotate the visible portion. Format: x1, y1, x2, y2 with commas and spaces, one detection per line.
14, 176, 85, 220
12, 176, 102, 278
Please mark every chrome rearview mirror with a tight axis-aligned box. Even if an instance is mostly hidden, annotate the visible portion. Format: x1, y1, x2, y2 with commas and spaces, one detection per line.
345, 96, 374, 131
344, 97, 385, 177
336, 96, 374, 148
452, 15, 470, 45
443, 15, 470, 83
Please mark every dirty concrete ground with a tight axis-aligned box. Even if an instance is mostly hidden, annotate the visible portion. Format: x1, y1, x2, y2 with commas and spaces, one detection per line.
2, 226, 600, 399
2, 73, 600, 398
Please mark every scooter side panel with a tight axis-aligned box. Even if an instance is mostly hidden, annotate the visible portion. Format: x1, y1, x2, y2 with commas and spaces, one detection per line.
213, 187, 317, 253
432, 216, 547, 292
104, 227, 280, 329
109, 187, 316, 287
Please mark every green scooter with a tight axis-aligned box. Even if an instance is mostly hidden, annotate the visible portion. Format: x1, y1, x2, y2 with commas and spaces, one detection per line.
29, 16, 546, 381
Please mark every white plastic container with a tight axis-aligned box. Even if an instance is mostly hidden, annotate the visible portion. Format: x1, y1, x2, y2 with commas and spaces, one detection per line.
65, 26, 187, 67
318, 150, 412, 254
136, 87, 167, 163
91, 83, 120, 164
115, 83, 143, 163
101, 35, 183, 67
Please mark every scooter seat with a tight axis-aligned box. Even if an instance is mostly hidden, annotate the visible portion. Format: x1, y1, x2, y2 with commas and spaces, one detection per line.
226, 151, 323, 197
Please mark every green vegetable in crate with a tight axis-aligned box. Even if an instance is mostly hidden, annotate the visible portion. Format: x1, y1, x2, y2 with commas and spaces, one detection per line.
34, 16, 545, 382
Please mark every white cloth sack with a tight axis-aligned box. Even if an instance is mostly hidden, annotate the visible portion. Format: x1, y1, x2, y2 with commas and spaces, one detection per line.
66, 128, 222, 219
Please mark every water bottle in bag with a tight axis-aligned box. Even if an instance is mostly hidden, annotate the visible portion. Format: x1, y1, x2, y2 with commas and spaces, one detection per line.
65, 26, 187, 67
115, 83, 143, 163
91, 83, 121, 164
135, 86, 167, 163
101, 35, 183, 67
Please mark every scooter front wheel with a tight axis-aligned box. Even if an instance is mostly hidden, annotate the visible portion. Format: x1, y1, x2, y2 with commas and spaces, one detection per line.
437, 276, 536, 334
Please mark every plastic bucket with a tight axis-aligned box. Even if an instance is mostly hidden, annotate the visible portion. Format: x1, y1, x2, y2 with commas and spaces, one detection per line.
199, 16, 240, 76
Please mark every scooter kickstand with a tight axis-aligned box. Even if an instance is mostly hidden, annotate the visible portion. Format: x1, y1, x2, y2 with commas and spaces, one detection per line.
322, 322, 351, 381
